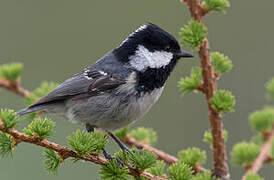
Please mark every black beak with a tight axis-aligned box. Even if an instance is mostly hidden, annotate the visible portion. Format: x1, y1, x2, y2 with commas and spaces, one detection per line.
175, 50, 194, 58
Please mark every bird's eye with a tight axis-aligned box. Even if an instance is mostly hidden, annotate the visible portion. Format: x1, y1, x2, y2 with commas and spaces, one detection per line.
164, 46, 171, 51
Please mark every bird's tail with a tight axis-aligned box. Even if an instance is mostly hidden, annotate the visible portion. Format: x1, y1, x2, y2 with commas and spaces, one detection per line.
17, 105, 45, 116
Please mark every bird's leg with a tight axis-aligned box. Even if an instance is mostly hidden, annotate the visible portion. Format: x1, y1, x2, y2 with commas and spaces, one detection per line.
107, 131, 143, 156
107, 131, 143, 154
85, 124, 123, 167
107, 131, 131, 152
107, 131, 142, 154
101, 148, 124, 168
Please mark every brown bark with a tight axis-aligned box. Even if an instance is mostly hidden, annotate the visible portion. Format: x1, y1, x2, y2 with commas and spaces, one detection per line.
0, 120, 165, 180
0, 78, 30, 97
123, 136, 206, 174
124, 136, 178, 164
183, 0, 229, 179
241, 128, 274, 180
0, 71, 207, 174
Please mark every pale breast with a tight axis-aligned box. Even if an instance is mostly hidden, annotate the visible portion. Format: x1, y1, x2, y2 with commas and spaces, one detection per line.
96, 72, 164, 130
97, 86, 164, 130
65, 72, 164, 130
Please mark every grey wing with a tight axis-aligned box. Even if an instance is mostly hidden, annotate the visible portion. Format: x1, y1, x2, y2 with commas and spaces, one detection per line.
29, 69, 126, 108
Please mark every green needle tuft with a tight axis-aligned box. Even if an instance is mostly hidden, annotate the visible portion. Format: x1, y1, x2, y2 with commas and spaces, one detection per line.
128, 148, 157, 171
192, 171, 213, 180
231, 142, 260, 167
130, 127, 157, 146
204, 0, 230, 13
99, 160, 130, 180
211, 52, 233, 75
67, 130, 108, 155
210, 90, 235, 113
178, 147, 206, 167
178, 67, 202, 96
167, 162, 193, 180
0, 63, 23, 83
179, 20, 207, 49
0, 109, 19, 129
245, 171, 264, 180
24, 117, 55, 139
44, 149, 62, 174
146, 160, 165, 177
0, 132, 14, 158
249, 107, 274, 132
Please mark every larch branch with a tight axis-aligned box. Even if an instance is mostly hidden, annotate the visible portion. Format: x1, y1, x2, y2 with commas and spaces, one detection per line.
183, 0, 229, 179
241, 128, 274, 180
0, 77, 207, 174
123, 136, 206, 173
0, 119, 165, 180
0, 78, 30, 97
124, 136, 178, 164
0, 78, 166, 179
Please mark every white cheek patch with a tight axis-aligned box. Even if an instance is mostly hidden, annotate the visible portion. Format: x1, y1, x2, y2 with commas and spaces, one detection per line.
129, 45, 173, 71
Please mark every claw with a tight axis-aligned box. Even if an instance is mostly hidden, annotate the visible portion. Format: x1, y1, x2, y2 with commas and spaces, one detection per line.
131, 148, 143, 155
115, 157, 124, 168
102, 148, 124, 168
138, 149, 143, 155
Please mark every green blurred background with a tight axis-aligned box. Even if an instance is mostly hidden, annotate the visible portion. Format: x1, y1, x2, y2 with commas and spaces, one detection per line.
0, 0, 273, 179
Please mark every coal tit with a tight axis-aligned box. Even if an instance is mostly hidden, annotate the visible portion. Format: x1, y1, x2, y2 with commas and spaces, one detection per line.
17, 23, 193, 154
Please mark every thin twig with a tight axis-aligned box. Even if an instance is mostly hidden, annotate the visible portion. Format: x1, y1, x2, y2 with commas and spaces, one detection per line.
124, 136, 178, 164
0, 78, 30, 97
123, 136, 206, 173
183, 0, 229, 179
0, 120, 165, 180
241, 128, 274, 180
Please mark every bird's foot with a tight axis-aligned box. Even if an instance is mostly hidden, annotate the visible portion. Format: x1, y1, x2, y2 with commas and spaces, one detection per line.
102, 148, 124, 168
132, 148, 143, 155
125, 147, 143, 156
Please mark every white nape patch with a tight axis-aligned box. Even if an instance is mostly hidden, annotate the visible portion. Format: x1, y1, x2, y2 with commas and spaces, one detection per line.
98, 71, 107, 76
129, 45, 173, 71
119, 25, 148, 47
83, 69, 92, 80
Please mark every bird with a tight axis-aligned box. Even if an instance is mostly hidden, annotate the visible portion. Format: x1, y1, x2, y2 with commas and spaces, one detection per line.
17, 23, 193, 160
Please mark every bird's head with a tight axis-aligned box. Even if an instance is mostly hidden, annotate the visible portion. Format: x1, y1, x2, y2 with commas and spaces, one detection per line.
113, 23, 193, 72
